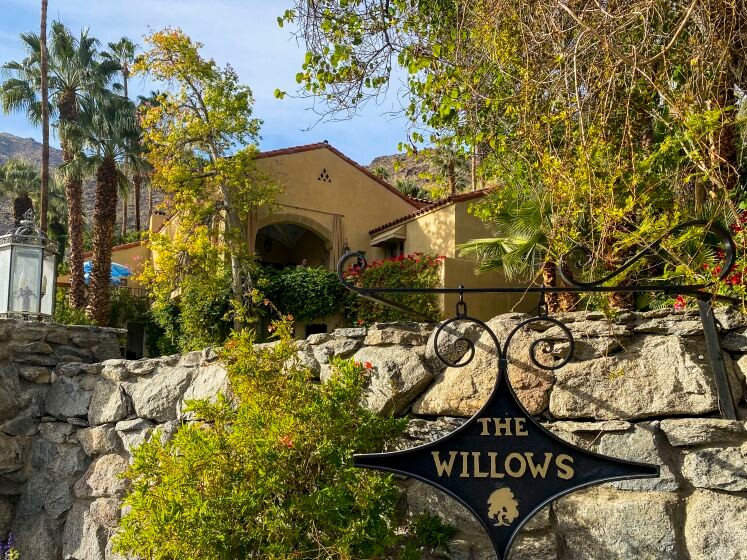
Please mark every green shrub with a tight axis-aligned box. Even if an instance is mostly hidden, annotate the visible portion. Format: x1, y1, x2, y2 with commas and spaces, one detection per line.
149, 270, 234, 353
114, 318, 409, 559
343, 253, 444, 325
259, 265, 345, 321
54, 289, 92, 326
410, 513, 458, 553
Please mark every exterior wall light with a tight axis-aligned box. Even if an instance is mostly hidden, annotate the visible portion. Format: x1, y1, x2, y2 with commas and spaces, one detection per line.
0, 209, 57, 320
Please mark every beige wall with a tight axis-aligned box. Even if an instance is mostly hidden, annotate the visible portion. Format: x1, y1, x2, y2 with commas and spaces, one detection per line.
255, 148, 417, 266
401, 205, 456, 257
372, 199, 537, 321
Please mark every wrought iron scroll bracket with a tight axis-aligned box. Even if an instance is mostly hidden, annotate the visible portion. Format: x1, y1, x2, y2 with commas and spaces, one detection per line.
337, 220, 739, 559
336, 218, 739, 415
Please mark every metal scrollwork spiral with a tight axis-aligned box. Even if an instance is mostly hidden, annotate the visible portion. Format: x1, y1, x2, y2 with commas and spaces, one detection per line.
432, 315, 500, 368
559, 219, 736, 288
503, 315, 575, 371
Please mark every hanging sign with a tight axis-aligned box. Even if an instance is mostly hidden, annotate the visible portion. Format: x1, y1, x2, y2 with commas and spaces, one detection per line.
354, 368, 659, 559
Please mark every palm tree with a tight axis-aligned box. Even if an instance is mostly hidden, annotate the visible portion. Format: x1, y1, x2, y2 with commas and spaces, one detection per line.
1, 22, 120, 309
103, 38, 138, 236
0, 160, 38, 225
458, 188, 577, 312
69, 93, 139, 325
431, 146, 467, 196
39, 0, 49, 233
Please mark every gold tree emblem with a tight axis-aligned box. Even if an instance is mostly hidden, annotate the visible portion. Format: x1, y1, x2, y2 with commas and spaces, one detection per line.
487, 488, 519, 527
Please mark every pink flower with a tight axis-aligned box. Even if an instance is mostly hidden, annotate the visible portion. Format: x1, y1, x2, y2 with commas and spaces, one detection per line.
673, 295, 686, 310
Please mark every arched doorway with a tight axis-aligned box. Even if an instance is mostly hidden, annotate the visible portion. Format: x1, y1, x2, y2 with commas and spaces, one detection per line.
256, 222, 330, 269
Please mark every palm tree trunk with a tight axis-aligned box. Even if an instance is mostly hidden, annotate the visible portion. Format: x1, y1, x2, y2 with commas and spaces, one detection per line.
133, 172, 142, 230
541, 261, 560, 313
89, 155, 118, 326
39, 0, 49, 234
13, 193, 33, 226
121, 194, 128, 236
59, 92, 86, 309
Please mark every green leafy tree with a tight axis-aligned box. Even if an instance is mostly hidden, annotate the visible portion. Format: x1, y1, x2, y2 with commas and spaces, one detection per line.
283, 1, 747, 304
114, 318, 408, 559
260, 266, 345, 321
344, 253, 444, 324
135, 29, 279, 328
0, 159, 37, 225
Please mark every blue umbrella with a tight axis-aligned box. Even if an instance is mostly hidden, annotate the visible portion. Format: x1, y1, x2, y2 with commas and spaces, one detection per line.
82, 261, 131, 285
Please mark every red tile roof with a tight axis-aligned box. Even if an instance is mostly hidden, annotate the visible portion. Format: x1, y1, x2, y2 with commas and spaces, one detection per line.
255, 142, 427, 209
368, 189, 490, 235
81, 240, 144, 259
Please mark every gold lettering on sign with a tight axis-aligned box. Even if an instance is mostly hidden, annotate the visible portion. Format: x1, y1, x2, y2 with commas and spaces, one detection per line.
525, 452, 553, 478
488, 452, 504, 478
431, 451, 458, 476
472, 452, 489, 478
430, 451, 576, 480
504, 453, 527, 477
556, 454, 575, 479
515, 417, 528, 436
493, 418, 513, 436
477, 417, 531, 437
460, 451, 470, 478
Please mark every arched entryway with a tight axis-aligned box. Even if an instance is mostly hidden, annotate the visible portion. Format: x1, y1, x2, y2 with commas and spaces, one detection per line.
256, 222, 330, 269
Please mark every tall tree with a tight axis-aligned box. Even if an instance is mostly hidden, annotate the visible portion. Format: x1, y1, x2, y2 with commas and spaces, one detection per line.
1, 22, 120, 309
39, 0, 49, 233
285, 1, 747, 301
103, 37, 138, 236
135, 29, 278, 327
69, 93, 139, 325
0, 160, 38, 225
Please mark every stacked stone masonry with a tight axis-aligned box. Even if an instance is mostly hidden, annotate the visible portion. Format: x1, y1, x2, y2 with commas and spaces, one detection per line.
0, 310, 746, 559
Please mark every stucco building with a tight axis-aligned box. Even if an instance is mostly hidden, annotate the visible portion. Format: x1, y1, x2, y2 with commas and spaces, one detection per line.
90, 142, 532, 340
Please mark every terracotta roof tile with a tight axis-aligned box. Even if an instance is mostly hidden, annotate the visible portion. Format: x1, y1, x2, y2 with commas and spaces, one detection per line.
82, 240, 144, 259
368, 189, 490, 235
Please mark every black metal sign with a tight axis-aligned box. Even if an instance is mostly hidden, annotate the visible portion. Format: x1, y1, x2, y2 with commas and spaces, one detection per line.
355, 355, 658, 558
337, 219, 737, 559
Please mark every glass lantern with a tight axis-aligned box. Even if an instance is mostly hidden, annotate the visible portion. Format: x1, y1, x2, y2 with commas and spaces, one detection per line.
0, 209, 57, 320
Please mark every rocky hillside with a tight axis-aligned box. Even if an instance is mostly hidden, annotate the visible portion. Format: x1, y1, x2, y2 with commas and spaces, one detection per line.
0, 132, 156, 234
368, 149, 472, 200
0, 132, 63, 167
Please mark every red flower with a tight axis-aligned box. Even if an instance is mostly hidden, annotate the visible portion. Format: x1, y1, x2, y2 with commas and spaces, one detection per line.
673, 295, 687, 310
364, 361, 373, 370
279, 435, 294, 449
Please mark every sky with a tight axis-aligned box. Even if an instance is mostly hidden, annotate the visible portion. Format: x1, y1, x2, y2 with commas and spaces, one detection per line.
0, 0, 408, 164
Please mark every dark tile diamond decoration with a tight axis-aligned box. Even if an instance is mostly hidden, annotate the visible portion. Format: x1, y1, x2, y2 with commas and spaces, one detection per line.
354, 365, 659, 559
318, 168, 331, 182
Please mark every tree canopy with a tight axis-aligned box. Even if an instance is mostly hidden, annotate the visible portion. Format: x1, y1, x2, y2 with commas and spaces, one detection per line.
284, 0, 747, 304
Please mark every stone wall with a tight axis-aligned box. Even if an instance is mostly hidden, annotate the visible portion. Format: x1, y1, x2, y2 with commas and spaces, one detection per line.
1, 310, 746, 560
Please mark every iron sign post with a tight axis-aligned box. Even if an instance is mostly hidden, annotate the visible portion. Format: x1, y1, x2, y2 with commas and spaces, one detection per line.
336, 219, 739, 560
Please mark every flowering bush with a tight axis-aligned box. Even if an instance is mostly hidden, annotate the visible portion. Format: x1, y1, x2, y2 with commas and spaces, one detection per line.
344, 253, 444, 325
113, 318, 412, 559
668, 214, 747, 311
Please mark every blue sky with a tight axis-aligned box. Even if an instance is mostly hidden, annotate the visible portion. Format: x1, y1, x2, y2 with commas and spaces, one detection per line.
0, 0, 408, 164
